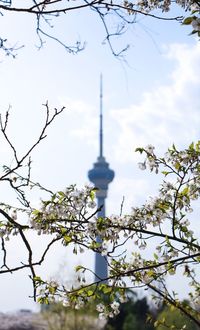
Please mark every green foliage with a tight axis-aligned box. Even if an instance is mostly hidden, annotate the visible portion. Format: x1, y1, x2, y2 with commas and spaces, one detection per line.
155, 305, 198, 330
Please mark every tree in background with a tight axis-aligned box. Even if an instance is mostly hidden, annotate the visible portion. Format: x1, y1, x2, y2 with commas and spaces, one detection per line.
105, 295, 154, 330
41, 302, 105, 330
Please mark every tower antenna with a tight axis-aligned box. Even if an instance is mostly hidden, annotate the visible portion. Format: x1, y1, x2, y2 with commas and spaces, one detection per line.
100, 73, 103, 158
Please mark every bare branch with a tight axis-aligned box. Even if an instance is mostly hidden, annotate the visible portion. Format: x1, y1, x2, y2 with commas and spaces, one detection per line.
0, 0, 188, 56
0, 102, 65, 180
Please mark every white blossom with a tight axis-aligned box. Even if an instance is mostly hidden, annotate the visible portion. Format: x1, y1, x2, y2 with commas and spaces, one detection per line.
145, 144, 155, 153
192, 18, 200, 31
96, 303, 105, 313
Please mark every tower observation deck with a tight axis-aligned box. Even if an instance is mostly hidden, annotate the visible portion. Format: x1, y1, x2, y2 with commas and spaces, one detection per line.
88, 75, 115, 281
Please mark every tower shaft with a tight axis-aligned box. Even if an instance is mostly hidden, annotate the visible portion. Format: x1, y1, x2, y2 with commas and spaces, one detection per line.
95, 197, 107, 281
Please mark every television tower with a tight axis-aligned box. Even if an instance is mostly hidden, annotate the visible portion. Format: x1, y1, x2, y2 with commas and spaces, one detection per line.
88, 75, 115, 281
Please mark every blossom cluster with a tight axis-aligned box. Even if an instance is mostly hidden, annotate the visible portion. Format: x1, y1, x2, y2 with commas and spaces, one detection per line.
0, 209, 19, 240
124, 0, 200, 13
30, 185, 97, 238
37, 277, 122, 319
96, 301, 120, 319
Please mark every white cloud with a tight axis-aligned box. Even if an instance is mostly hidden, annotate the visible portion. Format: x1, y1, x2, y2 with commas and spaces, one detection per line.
111, 41, 200, 163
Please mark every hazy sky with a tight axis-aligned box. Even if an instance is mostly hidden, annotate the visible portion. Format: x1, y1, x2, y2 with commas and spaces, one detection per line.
0, 5, 200, 313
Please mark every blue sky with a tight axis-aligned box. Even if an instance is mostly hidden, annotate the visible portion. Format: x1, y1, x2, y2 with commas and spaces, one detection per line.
0, 5, 200, 312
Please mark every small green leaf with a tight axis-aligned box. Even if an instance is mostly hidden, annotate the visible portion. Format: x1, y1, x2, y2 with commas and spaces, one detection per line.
33, 276, 42, 282
180, 187, 189, 196
195, 141, 200, 152
153, 253, 158, 260
49, 286, 57, 294
38, 297, 49, 305
182, 16, 194, 25
90, 189, 96, 201
189, 142, 194, 150
87, 290, 94, 297
58, 191, 65, 197
60, 227, 67, 235
162, 171, 170, 176
102, 286, 112, 294
135, 147, 144, 154
64, 235, 72, 244
174, 162, 181, 170
172, 143, 177, 151
32, 209, 41, 216
154, 320, 159, 327
181, 226, 188, 233
189, 30, 198, 35
165, 236, 171, 246
75, 265, 83, 272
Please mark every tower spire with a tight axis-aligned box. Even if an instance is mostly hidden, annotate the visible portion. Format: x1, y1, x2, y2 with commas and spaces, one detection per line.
100, 73, 103, 158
